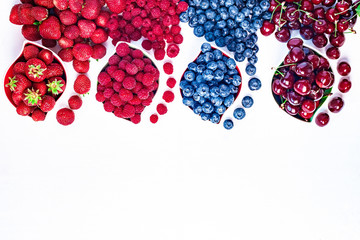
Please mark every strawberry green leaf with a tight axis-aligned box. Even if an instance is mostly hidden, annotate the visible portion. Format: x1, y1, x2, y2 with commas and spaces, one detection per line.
6, 76, 18, 91
356, 5, 360, 17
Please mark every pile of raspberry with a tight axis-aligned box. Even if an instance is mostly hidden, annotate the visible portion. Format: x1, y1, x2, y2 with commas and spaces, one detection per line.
96, 42, 160, 124
106, 0, 188, 60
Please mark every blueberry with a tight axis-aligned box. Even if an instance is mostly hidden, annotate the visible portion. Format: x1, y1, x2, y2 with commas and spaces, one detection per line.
188, 7, 196, 18
211, 96, 224, 106
214, 69, 225, 81
224, 75, 232, 84
245, 39, 255, 48
200, 112, 210, 121
205, 9, 216, 20
252, 6, 263, 16
227, 68, 238, 75
192, 80, 200, 89
188, 62, 197, 72
200, 0, 210, 9
198, 14, 207, 24
252, 45, 259, 54
240, 19, 250, 30
228, 5, 239, 18
204, 52, 215, 62
229, 85, 239, 94
213, 49, 223, 60
203, 69, 214, 81
250, 34, 258, 43
215, 14, 221, 21
246, 0, 256, 8
219, 0, 226, 6
214, 29, 222, 38
233, 107, 246, 120
235, 12, 245, 22
205, 32, 215, 42
193, 104, 203, 114
241, 8, 251, 17
210, 86, 220, 97
194, 25, 205, 37
204, 21, 215, 32
225, 0, 235, 7
262, 11, 272, 20
243, 48, 253, 58
179, 80, 187, 89
196, 54, 206, 63
193, 92, 201, 101
195, 75, 204, 83
252, 18, 263, 29
226, 19, 236, 29
197, 83, 210, 96
210, 113, 221, 123
226, 41, 236, 52
232, 75, 241, 86
207, 61, 218, 71
245, 64, 256, 76
260, 0, 271, 11
242, 96, 254, 108
234, 53, 246, 62
202, 102, 214, 113
182, 85, 195, 97
179, 12, 190, 22
216, 105, 226, 115
219, 84, 230, 97
216, 20, 227, 29
226, 58, 236, 70
235, 42, 245, 53
184, 71, 196, 81
193, 0, 202, 5
199, 96, 206, 104
183, 97, 195, 108
248, 77, 262, 91
234, 28, 242, 39
217, 60, 226, 71
223, 119, 234, 130
215, 37, 226, 47
210, 0, 219, 9
196, 64, 206, 73
224, 94, 235, 107
248, 55, 258, 65
220, 8, 229, 20
201, 42, 212, 53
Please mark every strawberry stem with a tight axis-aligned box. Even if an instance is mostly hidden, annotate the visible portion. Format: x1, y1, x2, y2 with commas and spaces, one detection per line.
6, 76, 18, 91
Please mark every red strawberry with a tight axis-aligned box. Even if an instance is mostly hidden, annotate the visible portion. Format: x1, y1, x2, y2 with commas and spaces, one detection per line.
54, 0, 69, 10
64, 25, 80, 39
33, 0, 55, 8
16, 101, 32, 116
39, 16, 61, 40
73, 59, 90, 73
90, 28, 108, 44
30, 6, 48, 22
95, 10, 110, 27
59, 9, 78, 25
22, 88, 42, 106
81, 0, 101, 20
91, 44, 106, 60
69, 0, 84, 13
77, 19, 96, 38
6, 74, 32, 94
23, 45, 39, 60
22, 24, 42, 41
58, 48, 74, 62
47, 77, 66, 95
13, 62, 26, 74
12, 92, 23, 106
31, 108, 46, 121
39, 95, 55, 112
18, 4, 35, 25
72, 43, 93, 61
58, 36, 74, 49
105, 0, 126, 14
38, 49, 54, 65
45, 63, 64, 78
33, 81, 47, 96
74, 74, 91, 94
68, 95, 83, 110
25, 58, 47, 82
9, 4, 23, 25
56, 108, 75, 126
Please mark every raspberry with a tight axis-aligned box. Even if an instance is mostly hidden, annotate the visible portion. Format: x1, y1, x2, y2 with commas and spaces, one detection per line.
154, 48, 165, 60
142, 95, 153, 106
131, 16, 143, 28
153, 25, 163, 35
103, 100, 115, 112
122, 76, 136, 90
166, 77, 176, 88
107, 18, 119, 31
142, 18, 151, 28
95, 92, 106, 102
97, 84, 106, 92
165, 33, 174, 43
113, 107, 123, 118
123, 55, 133, 62
142, 73, 155, 86
113, 70, 126, 82
134, 104, 145, 113
129, 96, 142, 105
137, 88, 150, 100
130, 31, 142, 41
167, 44, 180, 58
156, 103, 167, 115
116, 42, 131, 57
159, 0, 170, 10
124, 24, 135, 35
123, 11, 132, 20
162, 15, 172, 26
131, 49, 144, 59
119, 88, 133, 101
110, 94, 123, 107
113, 81, 122, 92
147, 81, 159, 92
68, 95, 83, 110
103, 87, 115, 99
131, 8, 141, 16
98, 72, 112, 86
150, 114, 158, 123
108, 54, 121, 65
174, 34, 183, 44
118, 60, 129, 70
125, 63, 139, 75
132, 59, 145, 71
162, 91, 175, 103
106, 65, 118, 76
171, 25, 181, 35
142, 40, 152, 50
176, 1, 188, 13
163, 62, 173, 75
130, 114, 141, 124
150, 7, 161, 18
144, 64, 156, 73
122, 104, 136, 118
171, 15, 180, 25
134, 81, 144, 93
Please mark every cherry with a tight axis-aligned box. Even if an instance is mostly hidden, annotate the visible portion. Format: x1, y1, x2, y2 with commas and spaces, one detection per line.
280, 71, 295, 89
326, 8, 340, 23
288, 20, 301, 30
272, 79, 287, 96
312, 34, 328, 48
294, 79, 311, 96
315, 112, 330, 127
325, 22, 335, 34
285, 7, 300, 21
328, 97, 344, 113
315, 70, 333, 88
329, 32, 345, 47
326, 46, 340, 59
269, 0, 281, 12
295, 61, 313, 77
309, 84, 324, 101
300, 26, 315, 40
287, 90, 304, 106
301, 12, 315, 26
284, 101, 300, 115
337, 18, 350, 32
287, 38, 303, 50
306, 54, 320, 69
313, 19, 328, 34
289, 47, 305, 62
313, 7, 326, 19
335, 1, 351, 13
275, 27, 291, 42
337, 62, 351, 76
318, 57, 330, 70
260, 21, 276, 36
300, 0, 314, 11
273, 12, 287, 26
299, 109, 314, 119
302, 99, 316, 113
338, 78, 351, 93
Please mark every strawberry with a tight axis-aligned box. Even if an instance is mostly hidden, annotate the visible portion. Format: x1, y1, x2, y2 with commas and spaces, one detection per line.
68, 95, 83, 110
39, 95, 55, 112
74, 74, 91, 94
105, 0, 126, 14
9, 4, 23, 25
18, 4, 35, 25
58, 36, 74, 49
25, 58, 47, 82
47, 77, 66, 95
54, 0, 69, 10
77, 19, 96, 38
91, 44, 106, 60
33, 0, 55, 9
69, 0, 84, 13
90, 28, 108, 44
33, 81, 47, 96
22, 88, 42, 106
64, 25, 80, 39
39, 16, 61, 40
95, 10, 110, 27
59, 9, 78, 26
30, 6, 48, 22
45, 63, 64, 78
6, 74, 32, 94
16, 101, 32, 116
12, 92, 23, 106
38, 49, 54, 65
56, 108, 75, 126
72, 43, 93, 61
73, 59, 90, 73
58, 48, 74, 62
23, 45, 39, 60
81, 0, 101, 20
13, 62, 26, 74
31, 108, 46, 121
22, 24, 42, 41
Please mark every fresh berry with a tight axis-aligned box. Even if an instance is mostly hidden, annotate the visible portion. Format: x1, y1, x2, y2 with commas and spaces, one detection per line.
162, 91, 175, 103
56, 108, 75, 126
156, 103, 168, 115
163, 62, 174, 75
25, 58, 47, 82
31, 108, 46, 122
74, 74, 91, 94
68, 95, 83, 110
150, 114, 159, 123
39, 95, 56, 112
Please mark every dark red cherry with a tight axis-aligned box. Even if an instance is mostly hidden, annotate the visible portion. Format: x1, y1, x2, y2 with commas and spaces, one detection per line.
311, 0, 322, 4
280, 71, 295, 89
302, 99, 316, 113
285, 7, 300, 21
273, 12, 287, 26
260, 21, 276, 36
326, 46, 340, 60
318, 57, 330, 70
269, 0, 281, 12
301, 0, 314, 11
300, 26, 315, 40
337, 62, 351, 76
295, 61, 313, 77
315, 70, 333, 88
272, 79, 287, 96
325, 22, 335, 34
294, 79, 311, 96
337, 18, 350, 32
315, 112, 330, 127
275, 27, 291, 42
300, 12, 315, 25
284, 101, 300, 115
313, 7, 326, 19
309, 84, 324, 101
329, 32, 345, 47
313, 19, 328, 34
288, 20, 301, 30
338, 78, 351, 93
287, 90, 305, 106
326, 8, 340, 22
289, 47, 305, 62
299, 109, 314, 119
322, 0, 336, 7
287, 38, 303, 50
335, 1, 351, 13
306, 54, 320, 69
328, 97, 344, 113
312, 34, 328, 48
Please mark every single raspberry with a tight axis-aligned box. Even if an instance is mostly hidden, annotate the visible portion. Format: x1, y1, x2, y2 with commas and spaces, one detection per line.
122, 104, 136, 118
147, 81, 159, 92
154, 48, 165, 60
165, 33, 174, 43
118, 60, 129, 70
171, 25, 181, 35
131, 49, 144, 59
174, 34, 183, 44
153, 25, 163, 35
113, 107, 123, 118
97, 84, 106, 92
123, 11, 132, 20
167, 44, 180, 58
142, 73, 155, 86
116, 42, 131, 57
141, 40, 152, 50
142, 18, 152, 28
103, 100, 115, 112
108, 55, 121, 66
106, 65, 118, 76
95, 92, 106, 102
105, 81, 113, 88
103, 87, 115, 99
131, 8, 141, 16
150, 114, 158, 123
143, 58, 152, 65
163, 62, 173, 75
137, 88, 150, 100
142, 96, 153, 106
122, 76, 136, 90
171, 15, 180, 25
131, 16, 143, 28
130, 114, 141, 124
113, 81, 122, 92
98, 72, 112, 86
107, 18, 119, 31
129, 96, 142, 105
150, 7, 161, 18
168, 6, 176, 15
162, 15, 172, 26
68, 95, 83, 110
113, 70, 126, 82
119, 88, 133, 101
162, 91, 175, 103
31, 108, 46, 122
132, 59, 145, 71
166, 77, 176, 88
157, 103, 167, 115
110, 94, 123, 107
134, 104, 145, 113
176, 1, 188, 13
125, 63, 139, 75
56, 108, 75, 126
144, 64, 156, 73
130, 31, 142, 41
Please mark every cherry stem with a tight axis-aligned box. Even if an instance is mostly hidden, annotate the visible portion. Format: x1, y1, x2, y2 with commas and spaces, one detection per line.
280, 99, 287, 109
278, 2, 286, 30
335, 1, 360, 16
274, 70, 285, 77
344, 29, 357, 33
270, 4, 282, 23
297, 9, 321, 23
345, 14, 358, 23
272, 63, 297, 69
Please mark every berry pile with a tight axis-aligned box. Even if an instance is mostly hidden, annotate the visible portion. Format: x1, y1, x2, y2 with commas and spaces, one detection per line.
9, 0, 111, 73
96, 42, 160, 124
180, 43, 241, 125
5, 42, 66, 122
272, 38, 334, 122
180, 0, 271, 75
106, 0, 188, 60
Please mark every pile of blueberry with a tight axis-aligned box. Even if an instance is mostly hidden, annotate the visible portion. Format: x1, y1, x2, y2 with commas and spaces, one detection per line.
180, 43, 241, 125
179, 0, 271, 76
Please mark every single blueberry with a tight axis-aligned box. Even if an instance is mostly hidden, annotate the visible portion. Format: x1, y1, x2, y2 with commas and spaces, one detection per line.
243, 48, 253, 58
214, 69, 225, 81
241, 8, 251, 17
182, 85, 195, 97
211, 96, 224, 106
246, 0, 256, 8
248, 77, 262, 91
223, 119, 234, 130
203, 69, 215, 81
201, 42, 212, 53
195, 74, 204, 83
196, 54, 206, 63
224, 94, 235, 107
194, 25, 205, 37
233, 107, 246, 120
262, 11, 272, 20
213, 49, 223, 60
234, 28, 242, 39
232, 75, 241, 86
196, 64, 206, 73
248, 55, 258, 65
242, 96, 254, 108
252, 6, 263, 16
224, 35, 233, 45
193, 104, 203, 114
198, 14, 207, 24
179, 12, 190, 22
179, 80, 187, 89
227, 41, 236, 52
191, 80, 200, 89
210, 86, 220, 97
240, 19, 250, 30
188, 7, 196, 18
224, 75, 232, 85
252, 45, 259, 54
215, 37, 226, 47
199, 96, 206, 104
245, 64, 256, 76
214, 29, 222, 38
217, 60, 226, 71
260, 0, 271, 11
219, 0, 226, 6
245, 39, 255, 48
197, 83, 210, 96
219, 84, 230, 97
226, 19, 236, 29
235, 12, 245, 22
210, 113, 221, 124
204, 21, 215, 32
220, 9, 229, 20
193, 92, 201, 102
235, 42, 245, 53
226, 58, 237, 70
202, 102, 214, 114
250, 34, 258, 43
204, 52, 215, 62
200, 112, 210, 121
216, 20, 227, 29
229, 85, 239, 94
210, 0, 219, 9
205, 9, 216, 20
200, 0, 210, 9
183, 97, 195, 108
205, 32, 215, 42
252, 18, 263, 29
188, 62, 197, 72
184, 71, 196, 81
234, 52, 246, 62
216, 105, 226, 115
228, 5, 239, 18
207, 61, 218, 71
225, 0, 235, 7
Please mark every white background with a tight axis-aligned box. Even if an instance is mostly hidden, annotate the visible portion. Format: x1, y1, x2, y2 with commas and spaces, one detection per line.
1, 1, 360, 240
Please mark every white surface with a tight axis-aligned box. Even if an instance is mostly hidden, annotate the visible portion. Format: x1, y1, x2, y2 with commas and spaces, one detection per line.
1, 1, 360, 240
